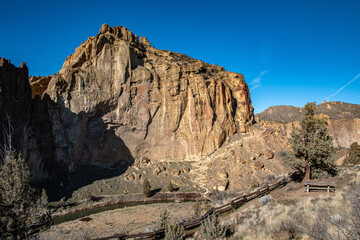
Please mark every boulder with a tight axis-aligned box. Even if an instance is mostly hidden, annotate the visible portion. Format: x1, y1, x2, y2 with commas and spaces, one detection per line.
264, 150, 274, 160
253, 161, 264, 170
218, 171, 228, 179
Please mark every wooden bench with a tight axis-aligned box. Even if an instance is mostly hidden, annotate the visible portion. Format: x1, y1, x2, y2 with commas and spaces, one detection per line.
303, 181, 335, 193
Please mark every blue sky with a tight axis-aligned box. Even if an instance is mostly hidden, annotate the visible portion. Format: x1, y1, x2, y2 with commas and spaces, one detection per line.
1, 0, 359, 113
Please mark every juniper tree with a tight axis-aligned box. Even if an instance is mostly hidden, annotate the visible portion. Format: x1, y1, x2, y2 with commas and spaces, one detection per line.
344, 142, 360, 165
142, 178, 152, 197
0, 116, 52, 239
0, 151, 52, 239
167, 181, 175, 192
280, 102, 336, 180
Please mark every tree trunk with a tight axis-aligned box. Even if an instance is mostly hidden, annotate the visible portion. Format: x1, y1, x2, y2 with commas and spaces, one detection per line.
304, 163, 311, 180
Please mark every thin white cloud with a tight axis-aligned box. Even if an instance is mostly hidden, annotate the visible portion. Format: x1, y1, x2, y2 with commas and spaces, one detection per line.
250, 70, 269, 92
326, 73, 360, 101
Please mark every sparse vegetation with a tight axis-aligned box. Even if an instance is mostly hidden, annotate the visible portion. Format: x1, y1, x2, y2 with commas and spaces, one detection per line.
281, 102, 337, 180
230, 172, 360, 240
259, 194, 273, 205
201, 213, 226, 240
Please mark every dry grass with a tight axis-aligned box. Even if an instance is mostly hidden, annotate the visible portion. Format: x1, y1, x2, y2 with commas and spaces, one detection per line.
227, 182, 359, 240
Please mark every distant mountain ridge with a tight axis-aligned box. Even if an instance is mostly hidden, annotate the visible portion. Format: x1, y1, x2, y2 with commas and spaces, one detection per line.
256, 101, 360, 148
256, 101, 360, 123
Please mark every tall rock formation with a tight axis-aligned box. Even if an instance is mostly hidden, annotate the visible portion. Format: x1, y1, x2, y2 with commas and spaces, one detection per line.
43, 24, 254, 169
0, 58, 60, 181
0, 58, 31, 152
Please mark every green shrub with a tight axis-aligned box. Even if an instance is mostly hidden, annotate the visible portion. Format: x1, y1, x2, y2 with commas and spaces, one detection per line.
157, 209, 170, 230
201, 214, 226, 240
167, 181, 176, 192
344, 142, 360, 165
164, 223, 185, 240
143, 178, 152, 197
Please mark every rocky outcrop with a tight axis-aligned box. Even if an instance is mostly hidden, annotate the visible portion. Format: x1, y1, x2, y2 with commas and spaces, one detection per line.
256, 102, 360, 148
29, 75, 52, 99
44, 24, 254, 169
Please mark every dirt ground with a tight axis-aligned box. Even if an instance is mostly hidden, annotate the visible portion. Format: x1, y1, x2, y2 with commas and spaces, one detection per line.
37, 201, 196, 240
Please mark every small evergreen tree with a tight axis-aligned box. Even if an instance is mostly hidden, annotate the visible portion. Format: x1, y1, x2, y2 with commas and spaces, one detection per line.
281, 102, 337, 180
193, 200, 202, 218
164, 223, 185, 240
157, 209, 170, 230
0, 151, 52, 239
344, 142, 360, 165
142, 178, 152, 197
167, 181, 175, 192
201, 213, 226, 240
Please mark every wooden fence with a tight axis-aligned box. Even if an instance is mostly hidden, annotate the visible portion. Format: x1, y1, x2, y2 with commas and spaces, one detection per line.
93, 172, 296, 240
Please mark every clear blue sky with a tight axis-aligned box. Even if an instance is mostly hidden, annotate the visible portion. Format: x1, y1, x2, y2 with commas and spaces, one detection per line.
1, 0, 359, 113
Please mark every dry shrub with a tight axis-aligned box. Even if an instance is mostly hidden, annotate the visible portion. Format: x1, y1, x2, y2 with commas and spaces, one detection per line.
232, 183, 360, 240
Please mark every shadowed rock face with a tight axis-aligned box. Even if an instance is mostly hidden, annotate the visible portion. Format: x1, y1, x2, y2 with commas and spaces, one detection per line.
0, 58, 62, 181
0, 58, 31, 152
44, 24, 254, 167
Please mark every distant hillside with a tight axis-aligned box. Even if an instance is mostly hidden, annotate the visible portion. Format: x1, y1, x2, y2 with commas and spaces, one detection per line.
256, 101, 360, 123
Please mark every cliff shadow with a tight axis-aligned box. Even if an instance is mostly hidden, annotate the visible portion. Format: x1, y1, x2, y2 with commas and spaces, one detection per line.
34, 95, 134, 201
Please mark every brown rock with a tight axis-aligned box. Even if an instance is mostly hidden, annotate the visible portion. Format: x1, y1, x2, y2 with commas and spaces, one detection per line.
29, 75, 52, 99
218, 180, 229, 192
218, 171, 228, 179
153, 167, 161, 176
253, 161, 264, 170
264, 150, 274, 160
172, 170, 181, 176
133, 172, 141, 180
140, 36, 151, 46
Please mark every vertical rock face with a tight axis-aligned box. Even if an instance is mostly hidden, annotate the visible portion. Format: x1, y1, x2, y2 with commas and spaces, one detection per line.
44, 24, 254, 168
0, 58, 59, 181
0, 58, 31, 151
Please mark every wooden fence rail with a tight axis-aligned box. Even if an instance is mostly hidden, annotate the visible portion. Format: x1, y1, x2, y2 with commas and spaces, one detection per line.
93, 172, 296, 240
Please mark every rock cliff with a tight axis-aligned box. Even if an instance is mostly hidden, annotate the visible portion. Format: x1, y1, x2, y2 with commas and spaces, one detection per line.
256, 101, 360, 148
0, 58, 31, 151
43, 24, 254, 169
0, 58, 62, 181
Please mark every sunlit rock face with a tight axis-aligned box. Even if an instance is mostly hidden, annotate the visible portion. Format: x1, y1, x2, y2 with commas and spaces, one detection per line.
256, 102, 360, 148
44, 24, 254, 169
